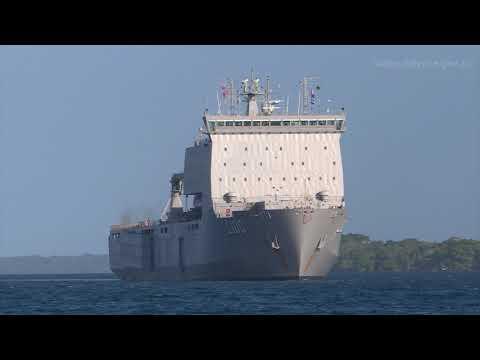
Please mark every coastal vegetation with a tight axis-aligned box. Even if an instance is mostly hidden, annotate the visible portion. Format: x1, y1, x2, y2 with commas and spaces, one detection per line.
334, 234, 480, 272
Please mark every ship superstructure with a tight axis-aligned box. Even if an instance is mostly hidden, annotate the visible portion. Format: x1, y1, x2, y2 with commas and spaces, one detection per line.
108, 71, 347, 280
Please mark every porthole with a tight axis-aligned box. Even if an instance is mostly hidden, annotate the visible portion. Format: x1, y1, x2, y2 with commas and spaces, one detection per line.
319, 177, 323, 180
324, 146, 327, 150
280, 147, 283, 151
243, 162, 246, 166
257, 177, 261, 181
291, 162, 294, 166
307, 177, 311, 181
301, 162, 305, 166
233, 177, 236, 182
224, 147, 228, 151
219, 177, 222, 182
333, 177, 336, 180
244, 177, 247, 182
244, 147, 248, 151
259, 162, 263, 166
224, 162, 227, 166
294, 177, 297, 181
333, 161, 336, 165
269, 177, 272, 181
282, 177, 286, 181
265, 147, 269, 151
305, 146, 308, 150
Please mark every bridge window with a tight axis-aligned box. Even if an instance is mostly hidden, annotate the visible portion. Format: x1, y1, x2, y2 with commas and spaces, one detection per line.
327, 120, 335, 126
243, 121, 252, 126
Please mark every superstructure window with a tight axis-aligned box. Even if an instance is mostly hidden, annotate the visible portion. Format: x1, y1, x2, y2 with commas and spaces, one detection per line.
253, 121, 260, 126
262, 121, 269, 126
301, 121, 308, 126
282, 121, 290, 126
243, 121, 252, 126
217, 121, 225, 126
327, 120, 335, 126
319, 120, 326, 126
271, 121, 281, 126
291, 121, 300, 126
226, 121, 234, 126
235, 121, 242, 126
309, 121, 318, 126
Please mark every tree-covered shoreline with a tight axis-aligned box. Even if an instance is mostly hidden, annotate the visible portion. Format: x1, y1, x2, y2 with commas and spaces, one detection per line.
334, 234, 480, 272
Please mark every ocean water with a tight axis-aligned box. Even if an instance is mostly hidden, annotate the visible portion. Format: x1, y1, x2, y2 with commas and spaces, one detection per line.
1, 272, 479, 315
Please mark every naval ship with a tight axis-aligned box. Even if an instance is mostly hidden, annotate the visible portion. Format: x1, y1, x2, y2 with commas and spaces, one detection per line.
108, 72, 347, 280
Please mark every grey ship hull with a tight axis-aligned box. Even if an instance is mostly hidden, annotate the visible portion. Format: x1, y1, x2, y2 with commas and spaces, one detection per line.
109, 207, 346, 281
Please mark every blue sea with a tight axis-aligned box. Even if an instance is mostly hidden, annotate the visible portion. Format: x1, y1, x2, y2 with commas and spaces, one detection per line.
1, 272, 479, 315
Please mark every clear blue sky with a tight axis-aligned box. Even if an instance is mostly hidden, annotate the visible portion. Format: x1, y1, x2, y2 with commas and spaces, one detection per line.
0, 45, 478, 256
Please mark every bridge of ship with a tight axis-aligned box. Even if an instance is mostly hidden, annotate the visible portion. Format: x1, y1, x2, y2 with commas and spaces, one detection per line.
204, 114, 346, 134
